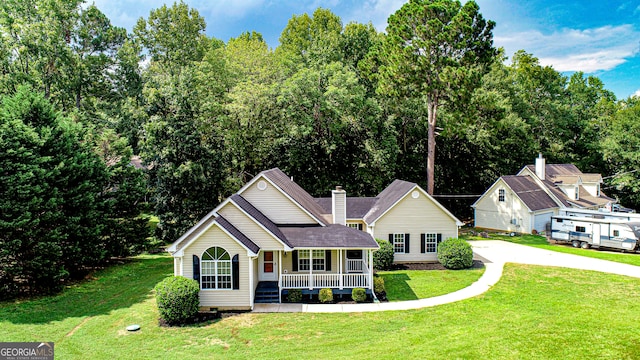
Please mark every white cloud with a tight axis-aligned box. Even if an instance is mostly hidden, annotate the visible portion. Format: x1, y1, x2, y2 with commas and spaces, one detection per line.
193, 0, 265, 20
633, 89, 640, 98
343, 0, 405, 32
495, 25, 640, 73
91, 0, 160, 31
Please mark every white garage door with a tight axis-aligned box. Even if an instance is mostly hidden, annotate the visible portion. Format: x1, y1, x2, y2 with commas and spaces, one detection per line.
533, 212, 553, 233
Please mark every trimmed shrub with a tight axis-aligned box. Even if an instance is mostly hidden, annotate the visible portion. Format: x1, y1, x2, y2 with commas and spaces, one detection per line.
373, 276, 386, 301
287, 289, 302, 303
437, 238, 474, 270
319, 288, 333, 303
373, 239, 394, 270
154, 276, 200, 325
352, 288, 367, 302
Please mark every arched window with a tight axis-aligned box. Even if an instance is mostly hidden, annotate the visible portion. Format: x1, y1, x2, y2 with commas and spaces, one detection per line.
201, 247, 232, 289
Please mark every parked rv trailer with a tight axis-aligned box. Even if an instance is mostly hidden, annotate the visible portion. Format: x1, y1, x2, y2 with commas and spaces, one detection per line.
559, 208, 640, 222
548, 215, 640, 252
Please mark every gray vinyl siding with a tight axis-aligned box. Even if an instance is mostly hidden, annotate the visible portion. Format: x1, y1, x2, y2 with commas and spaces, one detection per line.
373, 192, 458, 262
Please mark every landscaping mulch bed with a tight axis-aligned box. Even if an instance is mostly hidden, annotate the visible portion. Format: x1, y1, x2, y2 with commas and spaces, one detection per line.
389, 260, 485, 270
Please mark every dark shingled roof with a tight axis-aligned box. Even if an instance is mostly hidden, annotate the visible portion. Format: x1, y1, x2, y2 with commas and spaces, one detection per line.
525, 164, 602, 183
229, 194, 292, 248
215, 215, 260, 254
260, 168, 329, 225
541, 179, 573, 207
568, 186, 615, 208
279, 225, 379, 248
315, 197, 379, 218
363, 180, 416, 224
502, 176, 558, 211
522, 164, 612, 209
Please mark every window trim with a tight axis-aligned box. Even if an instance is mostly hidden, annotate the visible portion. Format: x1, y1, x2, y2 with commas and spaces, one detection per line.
393, 233, 405, 254
201, 247, 232, 290
298, 249, 326, 272
498, 189, 506, 202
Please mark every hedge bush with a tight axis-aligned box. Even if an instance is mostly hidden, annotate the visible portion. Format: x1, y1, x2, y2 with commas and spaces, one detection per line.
287, 289, 302, 303
373, 276, 386, 301
373, 239, 394, 270
154, 276, 200, 325
319, 288, 333, 303
437, 238, 474, 270
352, 288, 367, 302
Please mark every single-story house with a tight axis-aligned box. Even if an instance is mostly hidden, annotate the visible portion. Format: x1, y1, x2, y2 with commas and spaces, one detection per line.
472, 154, 615, 234
167, 168, 462, 310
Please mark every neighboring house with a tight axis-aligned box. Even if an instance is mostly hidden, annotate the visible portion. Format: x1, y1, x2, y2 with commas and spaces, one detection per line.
167, 168, 462, 311
473, 154, 615, 234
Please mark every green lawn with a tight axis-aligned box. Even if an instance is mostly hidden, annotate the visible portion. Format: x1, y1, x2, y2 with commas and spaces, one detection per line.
462, 232, 640, 267
379, 267, 485, 301
2, 254, 640, 359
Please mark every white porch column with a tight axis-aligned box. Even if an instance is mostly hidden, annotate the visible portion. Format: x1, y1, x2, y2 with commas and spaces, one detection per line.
339, 249, 343, 290
249, 257, 254, 307
369, 249, 374, 290
309, 249, 313, 289
278, 251, 282, 303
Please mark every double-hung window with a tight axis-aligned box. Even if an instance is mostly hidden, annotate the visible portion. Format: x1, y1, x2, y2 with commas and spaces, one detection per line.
498, 189, 505, 202
298, 250, 325, 271
393, 233, 405, 253
424, 233, 438, 253
201, 247, 232, 289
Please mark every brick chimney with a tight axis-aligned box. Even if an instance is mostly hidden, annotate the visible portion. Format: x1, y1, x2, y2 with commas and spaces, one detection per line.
535, 153, 546, 180
332, 186, 346, 225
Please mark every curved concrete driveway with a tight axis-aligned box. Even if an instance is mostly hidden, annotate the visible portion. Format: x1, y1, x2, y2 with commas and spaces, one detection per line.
252, 240, 640, 313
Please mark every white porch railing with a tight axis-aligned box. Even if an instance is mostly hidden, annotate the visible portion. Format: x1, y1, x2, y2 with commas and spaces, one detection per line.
346, 259, 365, 273
342, 274, 369, 288
280, 274, 309, 288
280, 273, 370, 289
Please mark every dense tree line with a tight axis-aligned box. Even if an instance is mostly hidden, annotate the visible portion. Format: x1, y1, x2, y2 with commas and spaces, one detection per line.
1, 0, 638, 297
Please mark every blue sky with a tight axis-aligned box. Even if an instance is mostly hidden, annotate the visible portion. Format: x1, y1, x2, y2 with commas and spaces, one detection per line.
91, 0, 640, 99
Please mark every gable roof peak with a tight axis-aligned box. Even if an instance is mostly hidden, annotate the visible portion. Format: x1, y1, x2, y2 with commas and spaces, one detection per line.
255, 168, 329, 226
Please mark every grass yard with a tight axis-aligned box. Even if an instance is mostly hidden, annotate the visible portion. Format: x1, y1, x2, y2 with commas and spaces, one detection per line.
379, 267, 485, 301
2, 254, 640, 359
462, 232, 640, 267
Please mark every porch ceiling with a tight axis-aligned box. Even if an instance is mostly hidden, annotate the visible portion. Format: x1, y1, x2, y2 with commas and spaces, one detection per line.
279, 224, 379, 249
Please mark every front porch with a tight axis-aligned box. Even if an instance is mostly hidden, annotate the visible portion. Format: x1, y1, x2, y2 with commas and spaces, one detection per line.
279, 249, 374, 290
255, 248, 375, 303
